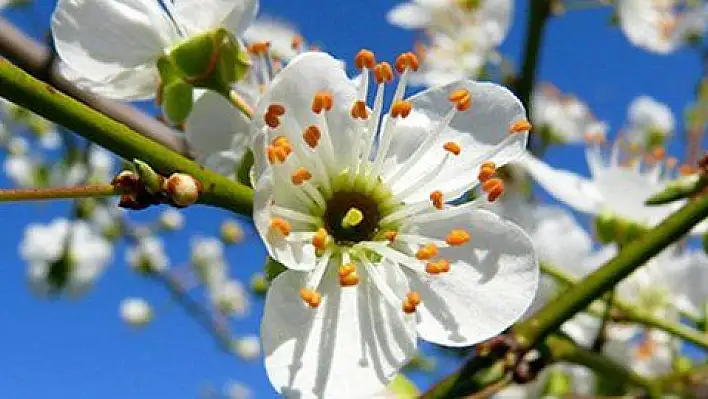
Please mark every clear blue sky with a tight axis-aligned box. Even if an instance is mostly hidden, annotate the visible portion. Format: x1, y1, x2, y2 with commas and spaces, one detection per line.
0, 1, 703, 398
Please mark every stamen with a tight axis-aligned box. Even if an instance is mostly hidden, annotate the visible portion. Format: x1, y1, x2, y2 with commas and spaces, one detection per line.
448, 88, 472, 111
425, 259, 450, 275
312, 228, 329, 250
291, 35, 303, 51
390, 101, 413, 118
341, 207, 364, 228
446, 229, 470, 246
383, 231, 397, 242
351, 100, 369, 119
266, 145, 289, 164
312, 91, 334, 114
443, 142, 461, 156
509, 120, 532, 134
338, 263, 360, 287
270, 217, 291, 236
355, 49, 376, 70
373, 62, 394, 84
291, 167, 313, 185
299, 288, 321, 308
415, 243, 438, 260
478, 161, 497, 182
482, 178, 504, 202
303, 125, 321, 148
430, 190, 444, 210
248, 41, 270, 55
265, 104, 285, 128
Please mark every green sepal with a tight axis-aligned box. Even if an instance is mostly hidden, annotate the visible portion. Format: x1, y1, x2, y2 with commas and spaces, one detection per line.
237, 149, 254, 188
645, 174, 705, 206
161, 80, 194, 125
264, 256, 287, 282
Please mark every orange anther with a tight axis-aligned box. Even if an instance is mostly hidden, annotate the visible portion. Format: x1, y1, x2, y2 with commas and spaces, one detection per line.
390, 101, 412, 118
482, 178, 504, 202
406, 292, 421, 306
338, 263, 356, 277
270, 217, 291, 236
303, 125, 321, 148
373, 62, 394, 84
266, 145, 288, 164
666, 157, 678, 169
291, 167, 312, 185
267, 104, 285, 116
291, 35, 303, 51
402, 299, 417, 314
425, 259, 450, 274
339, 263, 359, 287
248, 41, 270, 54
395, 52, 420, 73
448, 89, 472, 111
416, 243, 438, 260
478, 161, 497, 182
679, 164, 697, 175
264, 113, 280, 129
651, 146, 665, 160
312, 91, 333, 114
383, 231, 398, 242
355, 49, 376, 70
312, 228, 328, 250
510, 120, 532, 134
272, 136, 293, 156
446, 229, 470, 246
299, 288, 321, 308
430, 190, 444, 210
443, 141, 461, 156
351, 100, 369, 119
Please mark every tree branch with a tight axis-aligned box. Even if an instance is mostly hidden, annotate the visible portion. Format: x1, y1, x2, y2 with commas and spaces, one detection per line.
0, 17, 191, 156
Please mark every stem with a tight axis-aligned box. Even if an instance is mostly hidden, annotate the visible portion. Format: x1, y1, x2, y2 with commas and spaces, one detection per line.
546, 335, 661, 398
515, 0, 551, 114
229, 89, 255, 119
516, 193, 708, 349
0, 184, 120, 202
0, 57, 254, 216
0, 18, 191, 156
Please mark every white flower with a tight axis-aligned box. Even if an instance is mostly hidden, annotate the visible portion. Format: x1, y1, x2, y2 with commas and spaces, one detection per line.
624, 96, 675, 147
618, 0, 708, 54
225, 381, 253, 399
21, 218, 112, 296
211, 278, 249, 316
247, 51, 537, 397
51, 0, 258, 100
244, 17, 303, 62
233, 335, 261, 360
159, 208, 185, 231
531, 84, 608, 144
4, 154, 37, 187
119, 297, 153, 327
126, 235, 170, 273
191, 236, 226, 271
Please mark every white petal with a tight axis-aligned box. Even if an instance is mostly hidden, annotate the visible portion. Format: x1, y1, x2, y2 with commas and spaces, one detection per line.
58, 62, 158, 101
252, 52, 358, 160
386, 3, 431, 29
51, 0, 177, 81
401, 208, 538, 347
592, 167, 669, 225
173, 0, 258, 35
186, 91, 250, 165
262, 268, 417, 398
518, 154, 604, 215
244, 17, 300, 61
383, 80, 528, 202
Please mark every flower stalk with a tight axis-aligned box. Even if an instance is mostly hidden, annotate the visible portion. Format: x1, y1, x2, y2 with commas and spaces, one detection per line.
0, 57, 254, 216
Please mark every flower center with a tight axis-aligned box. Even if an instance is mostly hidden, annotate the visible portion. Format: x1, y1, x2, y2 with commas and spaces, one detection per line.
324, 191, 382, 245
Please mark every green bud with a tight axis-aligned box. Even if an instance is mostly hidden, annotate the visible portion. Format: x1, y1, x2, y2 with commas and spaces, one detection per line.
386, 374, 419, 399
543, 368, 571, 396
264, 256, 287, 282
133, 159, 163, 194
594, 212, 617, 244
161, 79, 194, 125
250, 273, 269, 295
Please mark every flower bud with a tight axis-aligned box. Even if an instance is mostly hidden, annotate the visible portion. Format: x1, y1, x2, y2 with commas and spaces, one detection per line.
159, 209, 185, 231
119, 297, 153, 328
220, 219, 245, 244
250, 272, 269, 296
232, 335, 261, 360
164, 173, 201, 207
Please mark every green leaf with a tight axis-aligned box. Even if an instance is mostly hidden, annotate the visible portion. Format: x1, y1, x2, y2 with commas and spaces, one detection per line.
161, 80, 194, 125
264, 256, 287, 282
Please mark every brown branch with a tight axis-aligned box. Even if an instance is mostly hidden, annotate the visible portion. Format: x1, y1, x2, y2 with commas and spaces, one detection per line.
0, 17, 191, 156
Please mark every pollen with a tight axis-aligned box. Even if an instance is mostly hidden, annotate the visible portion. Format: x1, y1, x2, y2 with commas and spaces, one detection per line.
355, 49, 376, 70
448, 88, 472, 111
383, 231, 398, 242
339, 263, 359, 287
248, 41, 270, 55
430, 190, 444, 210
446, 229, 470, 246
272, 136, 292, 156
351, 100, 369, 119
373, 62, 394, 84
299, 288, 322, 308
270, 217, 291, 236
312, 91, 334, 114
266, 145, 288, 164
291, 35, 303, 51
395, 52, 420, 73
482, 178, 504, 202
443, 141, 461, 156
291, 167, 312, 185
402, 291, 422, 313
478, 161, 497, 182
509, 120, 532, 134
303, 125, 321, 148
425, 259, 450, 274
390, 101, 412, 118
265, 104, 285, 128
416, 244, 438, 260
312, 228, 329, 250
651, 146, 665, 161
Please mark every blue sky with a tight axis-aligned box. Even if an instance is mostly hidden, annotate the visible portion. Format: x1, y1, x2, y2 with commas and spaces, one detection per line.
0, 0, 704, 398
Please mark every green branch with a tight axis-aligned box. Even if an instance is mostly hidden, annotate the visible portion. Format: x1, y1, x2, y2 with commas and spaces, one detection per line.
514, 0, 551, 114
0, 57, 253, 216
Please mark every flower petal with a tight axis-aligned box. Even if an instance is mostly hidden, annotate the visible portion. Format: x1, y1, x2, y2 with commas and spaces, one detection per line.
58, 62, 158, 101
518, 154, 604, 215
262, 268, 417, 398
186, 91, 250, 165
401, 207, 538, 347
51, 0, 177, 81
386, 3, 431, 29
173, 0, 258, 35
382, 80, 528, 203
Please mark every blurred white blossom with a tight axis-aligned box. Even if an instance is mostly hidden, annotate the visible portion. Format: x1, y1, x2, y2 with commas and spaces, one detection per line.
119, 297, 153, 327
127, 235, 170, 274
233, 335, 261, 360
